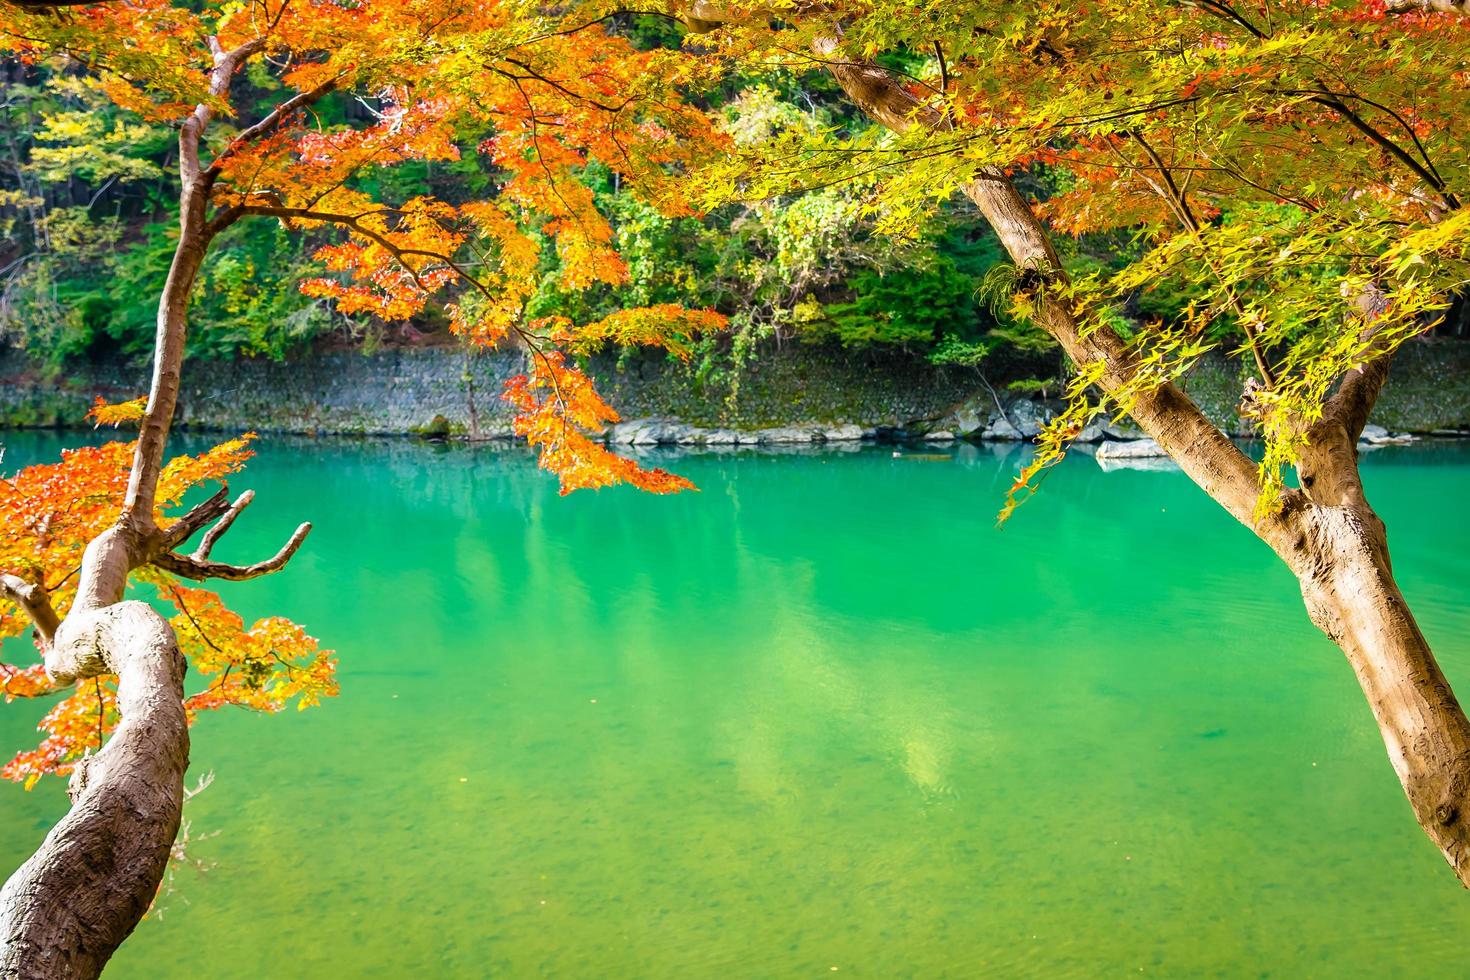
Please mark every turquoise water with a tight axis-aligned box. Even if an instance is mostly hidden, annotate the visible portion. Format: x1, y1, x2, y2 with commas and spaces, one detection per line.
3, 432, 1470, 977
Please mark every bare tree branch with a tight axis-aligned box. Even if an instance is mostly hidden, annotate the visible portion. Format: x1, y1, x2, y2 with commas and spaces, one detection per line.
0, 573, 60, 643
153, 522, 311, 582
159, 485, 232, 551
193, 490, 255, 560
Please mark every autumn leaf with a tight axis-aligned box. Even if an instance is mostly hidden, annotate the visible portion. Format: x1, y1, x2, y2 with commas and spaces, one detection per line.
87, 396, 147, 427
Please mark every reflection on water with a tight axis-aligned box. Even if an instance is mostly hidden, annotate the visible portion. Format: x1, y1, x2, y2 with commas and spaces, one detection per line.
2, 432, 1469, 977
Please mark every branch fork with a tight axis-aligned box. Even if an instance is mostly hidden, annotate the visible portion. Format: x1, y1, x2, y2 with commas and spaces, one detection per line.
153, 485, 312, 583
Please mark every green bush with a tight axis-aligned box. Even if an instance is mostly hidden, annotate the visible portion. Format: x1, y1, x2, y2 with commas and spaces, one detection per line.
809, 255, 981, 349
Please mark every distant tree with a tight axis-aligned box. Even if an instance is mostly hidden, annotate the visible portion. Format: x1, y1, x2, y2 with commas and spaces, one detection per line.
673, 0, 1470, 884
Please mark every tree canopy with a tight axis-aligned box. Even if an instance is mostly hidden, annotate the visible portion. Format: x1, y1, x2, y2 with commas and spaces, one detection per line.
671, 0, 1470, 514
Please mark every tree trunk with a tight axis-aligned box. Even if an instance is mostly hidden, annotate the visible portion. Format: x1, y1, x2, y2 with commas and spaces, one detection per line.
0, 211, 203, 971
123, 178, 209, 523
0, 121, 213, 978
0, 602, 187, 979
938, 97, 1470, 882
966, 167, 1470, 884
674, 0, 1470, 881
1298, 505, 1470, 878
1, 35, 306, 976
1282, 431, 1470, 882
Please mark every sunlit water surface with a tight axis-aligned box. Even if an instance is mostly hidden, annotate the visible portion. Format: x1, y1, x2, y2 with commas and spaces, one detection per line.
3, 432, 1470, 978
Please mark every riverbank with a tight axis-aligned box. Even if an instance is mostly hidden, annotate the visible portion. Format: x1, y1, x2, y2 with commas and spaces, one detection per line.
2, 339, 1467, 441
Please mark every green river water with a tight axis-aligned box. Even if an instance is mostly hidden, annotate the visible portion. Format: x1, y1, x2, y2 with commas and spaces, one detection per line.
3, 432, 1470, 978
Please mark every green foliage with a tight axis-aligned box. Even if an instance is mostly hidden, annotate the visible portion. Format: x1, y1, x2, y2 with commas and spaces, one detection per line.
0, 60, 1061, 377
810, 255, 979, 348
2, 214, 336, 365
186, 221, 339, 361
1, 207, 124, 364
512, 86, 1056, 385
0, 66, 357, 364
23, 79, 169, 186
927, 335, 989, 367
679, 0, 1470, 516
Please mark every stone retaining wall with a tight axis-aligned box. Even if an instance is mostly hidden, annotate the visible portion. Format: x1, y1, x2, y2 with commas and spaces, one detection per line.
1, 339, 1466, 441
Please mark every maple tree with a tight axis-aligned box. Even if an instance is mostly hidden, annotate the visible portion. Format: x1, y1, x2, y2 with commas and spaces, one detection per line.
664, 0, 1470, 887
0, 0, 728, 973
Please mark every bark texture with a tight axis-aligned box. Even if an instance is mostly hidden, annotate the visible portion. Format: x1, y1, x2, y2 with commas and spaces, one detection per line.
1281, 424, 1470, 879
0, 603, 187, 980
0, 379, 196, 977
0, 166, 205, 970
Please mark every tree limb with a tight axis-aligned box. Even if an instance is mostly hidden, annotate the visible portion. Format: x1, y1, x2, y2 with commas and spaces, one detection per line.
193, 490, 254, 560
158, 485, 232, 550
1307, 88, 1460, 212
802, 26, 1266, 527
180, 37, 267, 184
1321, 283, 1398, 441
125, 36, 262, 527
1323, 353, 1394, 442
205, 78, 339, 179
0, 574, 60, 643
152, 522, 311, 582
